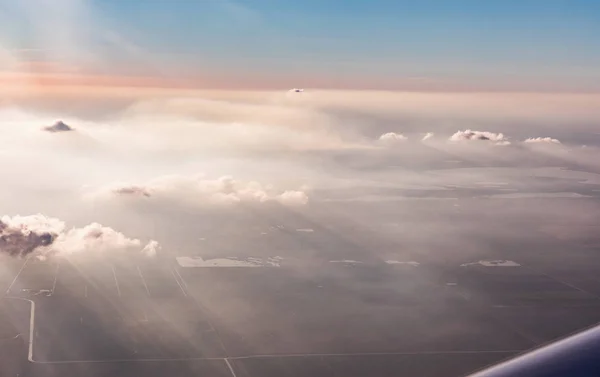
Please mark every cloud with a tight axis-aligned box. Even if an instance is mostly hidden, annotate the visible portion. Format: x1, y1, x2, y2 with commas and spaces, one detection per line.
378, 132, 407, 144
0, 214, 157, 258
42, 120, 74, 133
113, 185, 151, 197
90, 175, 310, 207
141, 239, 160, 257
422, 132, 434, 141
524, 137, 561, 144
449, 129, 510, 145
277, 190, 309, 206
0, 215, 56, 257
85, 96, 364, 154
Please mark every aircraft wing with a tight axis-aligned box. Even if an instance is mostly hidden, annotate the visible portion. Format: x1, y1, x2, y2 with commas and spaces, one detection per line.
469, 323, 600, 376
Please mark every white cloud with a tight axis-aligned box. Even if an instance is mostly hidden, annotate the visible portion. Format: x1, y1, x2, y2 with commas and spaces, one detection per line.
524, 137, 561, 144
141, 239, 160, 257
0, 214, 157, 257
277, 190, 309, 206
89, 174, 309, 207
449, 129, 510, 145
421, 132, 434, 141
379, 132, 407, 144
56, 222, 144, 254
1, 214, 65, 235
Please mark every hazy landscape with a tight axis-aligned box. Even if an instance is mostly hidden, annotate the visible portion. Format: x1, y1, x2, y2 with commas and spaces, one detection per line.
1, 89, 600, 377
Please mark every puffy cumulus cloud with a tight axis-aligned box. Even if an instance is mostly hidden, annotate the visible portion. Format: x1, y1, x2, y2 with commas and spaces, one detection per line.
90, 175, 310, 207
277, 190, 310, 206
56, 223, 145, 254
0, 214, 157, 258
42, 120, 74, 133
0, 215, 57, 257
378, 132, 407, 144
141, 239, 160, 257
449, 129, 510, 145
1, 214, 64, 235
422, 132, 434, 141
524, 137, 561, 144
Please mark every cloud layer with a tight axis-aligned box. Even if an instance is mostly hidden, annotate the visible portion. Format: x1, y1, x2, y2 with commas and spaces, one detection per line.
91, 175, 309, 207
0, 90, 599, 266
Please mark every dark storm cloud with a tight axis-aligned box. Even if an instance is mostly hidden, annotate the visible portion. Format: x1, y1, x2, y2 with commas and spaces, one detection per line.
0, 219, 56, 257
42, 120, 74, 133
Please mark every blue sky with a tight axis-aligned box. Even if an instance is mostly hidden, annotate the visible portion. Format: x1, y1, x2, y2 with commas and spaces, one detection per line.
2, 0, 600, 90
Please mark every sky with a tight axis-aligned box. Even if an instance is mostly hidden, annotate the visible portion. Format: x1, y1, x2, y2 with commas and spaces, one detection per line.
1, 0, 600, 91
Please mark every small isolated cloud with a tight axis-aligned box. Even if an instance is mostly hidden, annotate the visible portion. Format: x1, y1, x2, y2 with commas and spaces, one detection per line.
91, 175, 309, 207
113, 185, 151, 197
379, 132, 407, 144
43, 120, 74, 133
422, 132, 434, 141
141, 240, 160, 257
0, 214, 157, 258
449, 129, 509, 145
278, 190, 309, 206
524, 137, 561, 144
